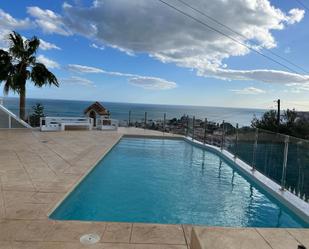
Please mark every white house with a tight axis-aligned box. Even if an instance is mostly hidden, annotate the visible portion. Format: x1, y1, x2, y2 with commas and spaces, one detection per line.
84, 102, 118, 130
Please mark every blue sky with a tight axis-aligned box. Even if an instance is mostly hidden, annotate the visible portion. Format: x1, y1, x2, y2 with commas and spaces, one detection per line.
0, 0, 309, 110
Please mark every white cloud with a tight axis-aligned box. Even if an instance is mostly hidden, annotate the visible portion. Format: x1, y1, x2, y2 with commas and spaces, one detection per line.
67, 64, 104, 73
39, 39, 61, 50
66, 64, 177, 90
285, 83, 309, 92
2, 2, 302, 90
0, 30, 10, 50
90, 43, 105, 50
129, 77, 177, 90
230, 87, 266, 95
286, 9, 305, 24
0, 9, 32, 49
58, 0, 306, 86
27, 6, 71, 35
61, 76, 94, 87
37, 55, 60, 69
199, 68, 309, 84
0, 9, 32, 30
0, 9, 59, 51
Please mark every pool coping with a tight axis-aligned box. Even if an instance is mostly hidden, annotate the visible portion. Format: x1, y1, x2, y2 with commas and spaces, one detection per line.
48, 133, 309, 225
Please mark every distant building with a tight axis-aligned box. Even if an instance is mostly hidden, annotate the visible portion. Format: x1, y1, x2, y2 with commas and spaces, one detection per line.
84, 101, 110, 127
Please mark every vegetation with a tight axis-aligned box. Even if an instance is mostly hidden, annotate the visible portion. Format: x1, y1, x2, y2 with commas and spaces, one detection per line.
0, 31, 59, 121
251, 109, 309, 140
29, 103, 45, 127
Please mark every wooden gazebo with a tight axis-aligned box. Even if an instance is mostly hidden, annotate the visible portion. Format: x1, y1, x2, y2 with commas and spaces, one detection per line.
84, 101, 110, 127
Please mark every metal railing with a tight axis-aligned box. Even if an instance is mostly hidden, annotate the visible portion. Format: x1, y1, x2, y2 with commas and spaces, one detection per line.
0, 103, 32, 129
121, 111, 309, 203
212, 125, 308, 202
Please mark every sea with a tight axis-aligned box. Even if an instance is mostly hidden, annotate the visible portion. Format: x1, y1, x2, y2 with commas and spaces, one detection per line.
1, 97, 266, 126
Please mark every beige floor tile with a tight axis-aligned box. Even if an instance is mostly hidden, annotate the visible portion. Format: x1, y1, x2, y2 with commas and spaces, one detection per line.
3, 191, 64, 206
0, 241, 12, 249
12, 241, 109, 249
8, 220, 54, 242
61, 243, 106, 249
0, 220, 10, 241
5, 202, 49, 219
24, 169, 57, 182
46, 221, 106, 242
1, 182, 35, 192
131, 224, 186, 245
257, 228, 300, 249
100, 244, 134, 249
287, 229, 309, 248
0, 163, 23, 174
182, 225, 192, 245
134, 245, 187, 249
0, 191, 5, 219
42, 159, 71, 174
1, 169, 31, 182
12, 242, 60, 249
193, 227, 272, 249
32, 181, 72, 193
1, 169, 34, 192
102, 223, 132, 243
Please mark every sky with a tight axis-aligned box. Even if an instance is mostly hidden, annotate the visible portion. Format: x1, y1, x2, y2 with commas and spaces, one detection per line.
0, 0, 309, 110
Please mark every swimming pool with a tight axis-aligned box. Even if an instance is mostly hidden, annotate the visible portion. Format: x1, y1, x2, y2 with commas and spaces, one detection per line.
50, 137, 308, 227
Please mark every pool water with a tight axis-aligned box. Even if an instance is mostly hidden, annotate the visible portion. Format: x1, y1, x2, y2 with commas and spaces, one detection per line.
50, 137, 308, 227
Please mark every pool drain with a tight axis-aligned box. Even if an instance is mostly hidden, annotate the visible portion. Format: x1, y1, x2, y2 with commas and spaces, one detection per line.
80, 233, 100, 245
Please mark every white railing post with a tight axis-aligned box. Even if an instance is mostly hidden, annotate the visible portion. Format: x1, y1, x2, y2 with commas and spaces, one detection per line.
252, 128, 259, 171
163, 113, 166, 133
144, 112, 147, 129
192, 116, 195, 141
203, 118, 207, 144
234, 123, 239, 160
186, 115, 189, 137
221, 120, 225, 151
281, 135, 289, 191
8, 116, 11, 129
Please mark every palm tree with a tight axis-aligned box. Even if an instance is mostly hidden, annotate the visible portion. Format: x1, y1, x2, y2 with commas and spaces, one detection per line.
0, 31, 59, 121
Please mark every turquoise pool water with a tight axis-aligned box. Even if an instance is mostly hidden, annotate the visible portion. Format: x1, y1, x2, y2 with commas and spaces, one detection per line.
50, 137, 308, 227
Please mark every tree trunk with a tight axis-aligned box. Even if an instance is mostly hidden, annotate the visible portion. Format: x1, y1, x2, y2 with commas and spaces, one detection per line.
19, 84, 26, 121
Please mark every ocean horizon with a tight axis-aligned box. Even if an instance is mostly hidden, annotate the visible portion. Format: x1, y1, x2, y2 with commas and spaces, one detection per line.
1, 97, 266, 126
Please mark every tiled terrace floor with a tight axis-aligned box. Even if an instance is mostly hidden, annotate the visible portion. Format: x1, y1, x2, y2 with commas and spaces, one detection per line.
0, 128, 308, 249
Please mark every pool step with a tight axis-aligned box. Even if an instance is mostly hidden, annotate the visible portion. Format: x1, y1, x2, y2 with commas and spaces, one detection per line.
190, 226, 309, 249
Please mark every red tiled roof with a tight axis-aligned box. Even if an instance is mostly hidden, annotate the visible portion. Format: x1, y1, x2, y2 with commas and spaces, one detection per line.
84, 101, 109, 115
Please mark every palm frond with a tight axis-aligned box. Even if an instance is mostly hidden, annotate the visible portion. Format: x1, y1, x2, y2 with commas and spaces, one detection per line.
0, 50, 14, 81
28, 55, 36, 65
3, 77, 12, 95
26, 36, 40, 57
8, 31, 25, 59
3, 77, 18, 95
31, 63, 59, 87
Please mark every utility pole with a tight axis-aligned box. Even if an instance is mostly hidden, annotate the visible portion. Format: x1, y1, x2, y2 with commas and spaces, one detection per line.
276, 99, 280, 126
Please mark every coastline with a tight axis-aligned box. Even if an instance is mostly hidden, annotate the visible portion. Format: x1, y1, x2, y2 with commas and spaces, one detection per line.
1, 97, 265, 126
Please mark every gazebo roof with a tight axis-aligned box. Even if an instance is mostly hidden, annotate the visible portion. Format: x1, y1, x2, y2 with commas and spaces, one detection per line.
84, 101, 109, 115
